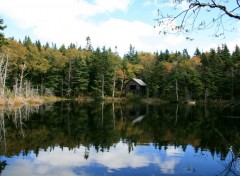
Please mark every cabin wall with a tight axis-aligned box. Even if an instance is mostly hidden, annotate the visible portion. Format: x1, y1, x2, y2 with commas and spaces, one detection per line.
125, 80, 146, 95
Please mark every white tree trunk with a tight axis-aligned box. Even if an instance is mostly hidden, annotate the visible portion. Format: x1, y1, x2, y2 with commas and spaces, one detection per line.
2, 53, 8, 97
19, 63, 26, 96
175, 79, 178, 102
112, 69, 116, 99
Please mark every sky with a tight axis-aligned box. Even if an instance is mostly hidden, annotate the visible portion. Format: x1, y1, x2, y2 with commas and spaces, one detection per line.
0, 0, 239, 57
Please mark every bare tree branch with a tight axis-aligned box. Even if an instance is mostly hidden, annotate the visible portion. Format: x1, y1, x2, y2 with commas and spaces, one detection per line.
155, 0, 240, 38
191, 1, 240, 20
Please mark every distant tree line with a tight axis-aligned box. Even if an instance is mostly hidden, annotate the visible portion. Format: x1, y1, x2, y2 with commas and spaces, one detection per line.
0, 19, 240, 101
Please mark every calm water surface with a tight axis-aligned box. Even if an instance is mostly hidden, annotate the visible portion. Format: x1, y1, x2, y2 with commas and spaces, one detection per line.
0, 101, 239, 176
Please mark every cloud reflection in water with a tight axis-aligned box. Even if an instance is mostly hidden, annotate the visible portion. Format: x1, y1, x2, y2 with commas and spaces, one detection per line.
2, 143, 183, 176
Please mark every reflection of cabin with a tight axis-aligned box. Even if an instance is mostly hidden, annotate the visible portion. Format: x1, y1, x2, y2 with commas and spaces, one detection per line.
123, 105, 146, 123
125, 78, 146, 95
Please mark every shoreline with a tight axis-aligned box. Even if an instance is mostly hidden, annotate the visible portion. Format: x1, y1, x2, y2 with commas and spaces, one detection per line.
0, 96, 66, 109
0, 96, 237, 108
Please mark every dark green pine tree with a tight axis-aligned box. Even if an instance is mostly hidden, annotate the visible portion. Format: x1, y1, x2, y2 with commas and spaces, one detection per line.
35, 40, 42, 51
43, 51, 61, 96
59, 44, 66, 53
231, 45, 240, 99
71, 56, 89, 96
124, 44, 140, 64
45, 73, 63, 96
44, 42, 50, 49
194, 47, 201, 56
232, 45, 240, 63
200, 52, 209, 67
68, 43, 76, 49
156, 51, 164, 62
101, 47, 115, 96
164, 49, 170, 61
182, 48, 190, 59
88, 47, 114, 99
88, 48, 102, 98
150, 61, 168, 98
0, 18, 7, 48
200, 50, 218, 100
23, 36, 32, 48
220, 44, 232, 71
157, 49, 170, 62
218, 44, 232, 99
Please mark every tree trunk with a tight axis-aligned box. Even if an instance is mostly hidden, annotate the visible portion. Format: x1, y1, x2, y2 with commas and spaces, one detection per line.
41, 76, 44, 96
18, 108, 25, 138
185, 86, 189, 101
175, 79, 178, 102
67, 60, 72, 97
0, 54, 4, 96
204, 88, 208, 104
25, 81, 28, 97
2, 53, 8, 98
175, 104, 178, 126
14, 78, 18, 98
231, 68, 234, 101
102, 75, 105, 99
0, 111, 6, 154
119, 79, 124, 98
61, 76, 64, 97
101, 101, 104, 126
19, 63, 26, 96
112, 69, 116, 99
147, 87, 149, 99
112, 102, 115, 130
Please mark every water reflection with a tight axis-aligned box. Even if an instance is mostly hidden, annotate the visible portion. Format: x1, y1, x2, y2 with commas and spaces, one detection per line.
0, 102, 239, 175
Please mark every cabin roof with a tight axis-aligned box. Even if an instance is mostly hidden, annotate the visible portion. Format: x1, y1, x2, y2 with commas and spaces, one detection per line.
131, 78, 146, 86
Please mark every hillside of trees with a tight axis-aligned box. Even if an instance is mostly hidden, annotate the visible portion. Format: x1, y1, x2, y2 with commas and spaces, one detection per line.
0, 35, 240, 103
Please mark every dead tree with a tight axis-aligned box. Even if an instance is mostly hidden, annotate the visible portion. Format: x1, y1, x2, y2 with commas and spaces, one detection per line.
0, 53, 8, 98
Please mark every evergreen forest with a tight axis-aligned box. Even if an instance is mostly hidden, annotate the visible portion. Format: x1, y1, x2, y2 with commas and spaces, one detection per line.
1, 19, 240, 102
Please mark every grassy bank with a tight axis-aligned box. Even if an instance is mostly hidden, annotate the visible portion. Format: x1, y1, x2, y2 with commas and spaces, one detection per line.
0, 96, 66, 107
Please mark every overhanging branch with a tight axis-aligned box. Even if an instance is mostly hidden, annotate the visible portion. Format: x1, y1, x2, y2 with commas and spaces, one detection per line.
190, 1, 240, 20
155, 0, 240, 38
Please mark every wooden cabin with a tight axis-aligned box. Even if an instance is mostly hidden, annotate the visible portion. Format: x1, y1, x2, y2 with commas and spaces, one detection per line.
125, 78, 147, 95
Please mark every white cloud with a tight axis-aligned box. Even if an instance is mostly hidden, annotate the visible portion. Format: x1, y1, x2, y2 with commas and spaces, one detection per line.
0, 0, 199, 57
0, 0, 132, 28
0, 0, 136, 55
1, 0, 235, 57
31, 17, 164, 56
0, 0, 132, 19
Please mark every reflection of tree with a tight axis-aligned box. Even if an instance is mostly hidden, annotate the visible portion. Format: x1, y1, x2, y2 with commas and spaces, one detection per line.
175, 104, 178, 126
0, 111, 6, 155
0, 101, 239, 172
0, 160, 7, 174
84, 146, 90, 160
215, 128, 240, 176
